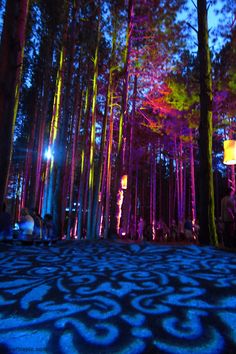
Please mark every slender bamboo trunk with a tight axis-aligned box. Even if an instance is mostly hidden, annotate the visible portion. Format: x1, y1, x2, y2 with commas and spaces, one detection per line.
152, 145, 157, 239
104, 90, 114, 239
67, 87, 83, 238
179, 140, 184, 225
150, 150, 153, 227
158, 145, 162, 221
91, 17, 118, 239
183, 157, 186, 220
77, 87, 90, 239
114, 0, 134, 236
35, 95, 48, 212
168, 158, 174, 227
86, 15, 100, 239
190, 130, 196, 223
42, 47, 65, 216
21, 102, 38, 208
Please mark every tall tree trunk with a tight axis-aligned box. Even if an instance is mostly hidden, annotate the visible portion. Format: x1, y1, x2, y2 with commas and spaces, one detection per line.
54, 4, 79, 240
77, 87, 90, 239
64, 1, 83, 239
86, 14, 100, 239
67, 86, 83, 239
33, 88, 50, 212
179, 140, 184, 226
190, 130, 196, 223
42, 47, 65, 216
104, 89, 114, 239
0, 0, 29, 209
122, 73, 137, 235
115, 0, 134, 236
21, 106, 37, 208
152, 145, 157, 239
197, 0, 218, 246
168, 157, 175, 227
91, 15, 118, 239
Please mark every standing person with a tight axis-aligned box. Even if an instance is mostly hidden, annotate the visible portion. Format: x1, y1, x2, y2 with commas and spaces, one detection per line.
184, 217, 193, 241
193, 219, 200, 242
19, 208, 34, 241
170, 220, 178, 242
43, 214, 54, 246
221, 187, 235, 247
130, 215, 136, 240
31, 208, 43, 240
137, 217, 144, 241
0, 202, 12, 240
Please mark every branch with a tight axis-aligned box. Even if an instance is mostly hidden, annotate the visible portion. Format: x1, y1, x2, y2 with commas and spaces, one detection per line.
185, 21, 198, 34
231, 14, 236, 29
191, 0, 197, 10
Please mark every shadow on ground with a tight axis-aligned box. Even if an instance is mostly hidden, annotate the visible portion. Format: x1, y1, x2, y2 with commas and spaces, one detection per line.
0, 240, 236, 354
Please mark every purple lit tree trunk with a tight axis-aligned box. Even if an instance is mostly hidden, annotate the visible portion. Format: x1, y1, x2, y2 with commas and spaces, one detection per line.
104, 89, 114, 239
228, 130, 236, 191
67, 86, 83, 239
77, 88, 90, 239
134, 162, 138, 237
179, 140, 184, 226
168, 158, 175, 227
0, 0, 29, 209
197, 0, 218, 245
183, 157, 186, 220
151, 145, 157, 239
158, 144, 163, 222
190, 130, 196, 223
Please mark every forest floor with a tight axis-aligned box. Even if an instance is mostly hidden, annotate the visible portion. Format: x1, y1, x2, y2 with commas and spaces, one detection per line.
0, 239, 236, 354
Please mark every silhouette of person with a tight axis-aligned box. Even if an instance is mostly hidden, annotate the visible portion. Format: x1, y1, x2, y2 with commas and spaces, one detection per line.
221, 187, 235, 247
0, 202, 12, 240
19, 208, 34, 240
43, 214, 54, 245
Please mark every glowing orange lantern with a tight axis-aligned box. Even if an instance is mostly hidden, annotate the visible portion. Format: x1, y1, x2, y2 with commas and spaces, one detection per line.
121, 175, 128, 189
223, 140, 236, 165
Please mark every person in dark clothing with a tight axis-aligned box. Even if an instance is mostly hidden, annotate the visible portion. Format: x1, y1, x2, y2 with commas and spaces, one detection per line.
0, 202, 12, 240
43, 214, 54, 245
184, 217, 193, 241
31, 208, 43, 240
221, 187, 235, 247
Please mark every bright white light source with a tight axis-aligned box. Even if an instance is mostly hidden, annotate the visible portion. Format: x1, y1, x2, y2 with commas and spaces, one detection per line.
45, 147, 53, 160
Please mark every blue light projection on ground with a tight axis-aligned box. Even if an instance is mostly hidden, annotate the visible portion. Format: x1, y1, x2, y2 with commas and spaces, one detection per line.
0, 241, 236, 353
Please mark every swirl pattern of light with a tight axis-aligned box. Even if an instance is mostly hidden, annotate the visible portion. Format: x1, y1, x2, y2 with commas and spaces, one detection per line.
0, 241, 235, 353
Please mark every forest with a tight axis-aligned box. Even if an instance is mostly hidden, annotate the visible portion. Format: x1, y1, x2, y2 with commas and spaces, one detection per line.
0, 0, 235, 245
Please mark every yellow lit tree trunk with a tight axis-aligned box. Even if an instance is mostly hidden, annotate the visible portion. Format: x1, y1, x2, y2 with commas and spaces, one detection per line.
86, 15, 100, 239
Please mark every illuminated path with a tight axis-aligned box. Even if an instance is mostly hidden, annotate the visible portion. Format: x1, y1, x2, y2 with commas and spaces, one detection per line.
0, 241, 236, 354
